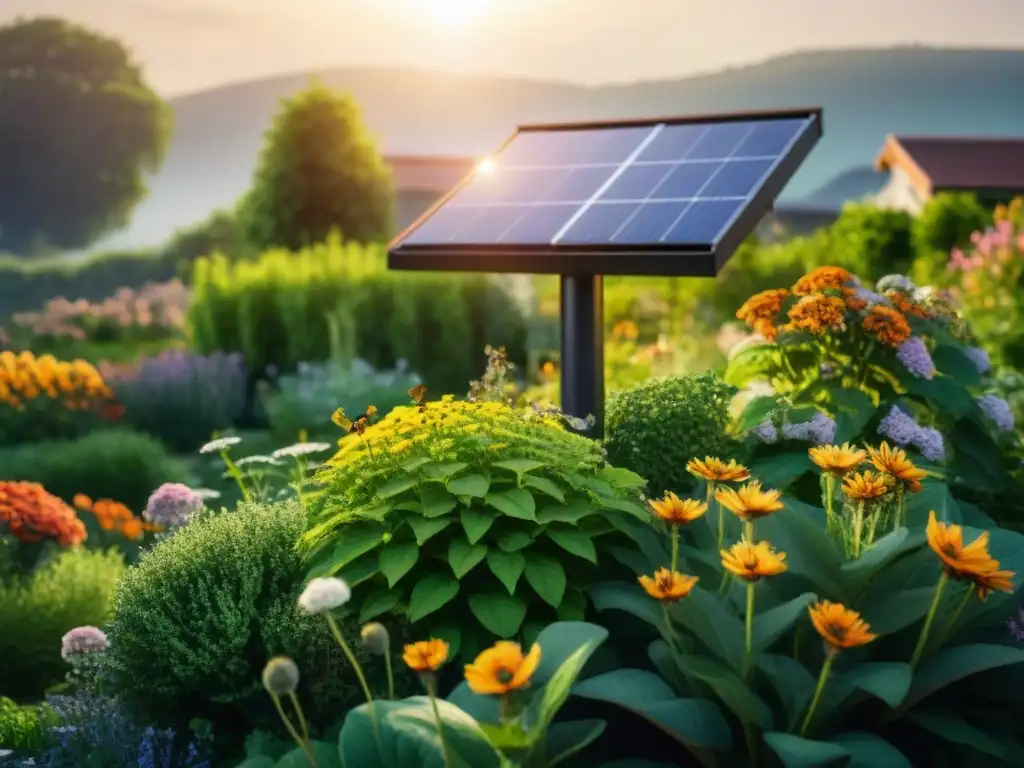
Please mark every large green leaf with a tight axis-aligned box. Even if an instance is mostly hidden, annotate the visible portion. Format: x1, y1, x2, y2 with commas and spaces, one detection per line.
527, 622, 609, 735
756, 502, 844, 597
276, 742, 341, 768
376, 476, 418, 499
932, 345, 983, 387
307, 523, 385, 578
493, 458, 547, 476
861, 586, 935, 635
485, 489, 537, 521
904, 481, 961, 526
448, 536, 488, 579
676, 654, 772, 728
522, 474, 566, 502
378, 541, 419, 587
750, 452, 814, 490
467, 591, 527, 637
409, 573, 460, 622
757, 654, 816, 731
540, 720, 607, 768
421, 484, 458, 518
737, 395, 779, 432
763, 733, 848, 767
496, 528, 535, 552
905, 644, 1024, 709
590, 580, 665, 633
525, 552, 567, 607
530, 621, 610, 686
421, 461, 471, 481
537, 499, 597, 525
359, 586, 405, 623
902, 373, 975, 417
829, 733, 912, 767
406, 516, 453, 545
486, 549, 526, 594
460, 509, 496, 545
546, 527, 598, 563
572, 669, 732, 751
602, 466, 648, 490
844, 662, 911, 708
753, 592, 816, 652
725, 343, 776, 388
839, 528, 922, 597
906, 710, 1016, 763
448, 473, 491, 498
669, 588, 746, 671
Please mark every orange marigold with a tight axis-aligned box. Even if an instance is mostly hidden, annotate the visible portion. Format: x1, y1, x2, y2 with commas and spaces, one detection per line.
785, 294, 847, 334
0, 481, 86, 547
736, 289, 790, 341
86, 498, 156, 540
792, 266, 854, 295
862, 305, 912, 347
887, 290, 932, 319
841, 285, 868, 311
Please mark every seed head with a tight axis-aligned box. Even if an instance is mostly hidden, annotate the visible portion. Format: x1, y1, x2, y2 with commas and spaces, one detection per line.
262, 656, 300, 696
360, 622, 391, 656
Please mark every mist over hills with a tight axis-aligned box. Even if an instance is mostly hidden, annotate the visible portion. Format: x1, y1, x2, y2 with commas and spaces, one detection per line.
96, 47, 1024, 251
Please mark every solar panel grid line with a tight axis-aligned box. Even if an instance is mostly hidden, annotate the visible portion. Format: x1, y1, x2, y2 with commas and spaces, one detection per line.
449, 194, 748, 208
477, 153, 782, 172
550, 124, 663, 244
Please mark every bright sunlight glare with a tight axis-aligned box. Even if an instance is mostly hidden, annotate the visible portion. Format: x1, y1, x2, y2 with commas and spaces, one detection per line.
476, 157, 496, 174
421, 0, 494, 25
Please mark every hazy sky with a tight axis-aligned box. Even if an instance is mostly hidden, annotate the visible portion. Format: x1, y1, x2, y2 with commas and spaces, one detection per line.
5, 0, 1024, 96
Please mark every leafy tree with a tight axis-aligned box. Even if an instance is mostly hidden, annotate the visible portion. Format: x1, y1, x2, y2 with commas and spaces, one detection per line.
827, 202, 914, 279
240, 81, 394, 250
0, 17, 170, 255
910, 191, 990, 283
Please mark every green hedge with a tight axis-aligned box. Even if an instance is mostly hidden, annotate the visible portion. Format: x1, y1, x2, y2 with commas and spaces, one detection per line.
188, 237, 528, 394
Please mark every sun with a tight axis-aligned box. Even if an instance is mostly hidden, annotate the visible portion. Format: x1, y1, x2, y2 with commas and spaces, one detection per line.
422, 0, 491, 25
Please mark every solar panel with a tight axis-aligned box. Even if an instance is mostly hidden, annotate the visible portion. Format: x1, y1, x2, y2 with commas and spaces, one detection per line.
389, 108, 822, 277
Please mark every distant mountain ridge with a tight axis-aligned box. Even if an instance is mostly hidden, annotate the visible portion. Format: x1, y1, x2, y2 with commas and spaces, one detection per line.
96, 46, 1024, 251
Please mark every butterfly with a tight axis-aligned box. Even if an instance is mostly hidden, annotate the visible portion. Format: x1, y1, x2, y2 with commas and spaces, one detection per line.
332, 405, 377, 435
408, 384, 428, 411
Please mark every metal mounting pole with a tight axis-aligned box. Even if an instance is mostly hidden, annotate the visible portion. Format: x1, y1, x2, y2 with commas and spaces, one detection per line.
559, 273, 604, 439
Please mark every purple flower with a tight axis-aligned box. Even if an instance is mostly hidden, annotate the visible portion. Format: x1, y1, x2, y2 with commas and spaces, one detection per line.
1008, 607, 1024, 643
144, 483, 204, 529
896, 337, 936, 379
878, 405, 920, 446
978, 394, 1015, 433
963, 346, 992, 375
914, 427, 946, 462
61, 626, 108, 661
752, 420, 778, 443
783, 411, 836, 444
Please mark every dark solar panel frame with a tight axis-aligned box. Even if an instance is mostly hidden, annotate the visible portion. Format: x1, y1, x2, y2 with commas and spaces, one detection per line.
388, 107, 822, 277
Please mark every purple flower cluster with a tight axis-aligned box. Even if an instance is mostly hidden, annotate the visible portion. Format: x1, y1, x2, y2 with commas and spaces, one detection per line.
101, 351, 246, 452
878, 405, 946, 462
752, 420, 778, 443
963, 346, 992, 375
144, 483, 204, 529
1007, 607, 1024, 643
977, 394, 1015, 433
60, 626, 108, 661
782, 411, 837, 444
896, 337, 936, 379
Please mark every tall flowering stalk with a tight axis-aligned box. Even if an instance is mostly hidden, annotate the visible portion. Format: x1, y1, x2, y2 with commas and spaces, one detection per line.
721, 540, 788, 677
809, 444, 866, 537
261, 656, 317, 767
405, 638, 453, 767
199, 435, 249, 502
686, 457, 750, 549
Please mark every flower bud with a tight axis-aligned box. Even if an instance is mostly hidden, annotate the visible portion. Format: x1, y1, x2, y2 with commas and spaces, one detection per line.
360, 622, 390, 657
262, 656, 300, 696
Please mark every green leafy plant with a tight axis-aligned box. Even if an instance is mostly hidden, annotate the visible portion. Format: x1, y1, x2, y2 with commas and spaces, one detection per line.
579, 448, 1024, 767
299, 394, 648, 661
104, 500, 381, 743
0, 697, 58, 752
605, 373, 747, 497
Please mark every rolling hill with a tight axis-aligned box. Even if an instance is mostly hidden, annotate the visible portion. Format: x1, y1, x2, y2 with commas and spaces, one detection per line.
96, 46, 1024, 251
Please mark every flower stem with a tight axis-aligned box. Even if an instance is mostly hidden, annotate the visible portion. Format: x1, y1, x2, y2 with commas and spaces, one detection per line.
935, 584, 975, 648
384, 649, 396, 700
270, 693, 317, 768
799, 651, 836, 737
708, 482, 722, 549
219, 448, 251, 503
670, 526, 679, 573
744, 581, 756, 677
894, 486, 905, 530
851, 501, 865, 558
288, 692, 311, 745
326, 614, 381, 750
823, 474, 835, 536
910, 572, 950, 669
744, 520, 755, 543
428, 680, 453, 768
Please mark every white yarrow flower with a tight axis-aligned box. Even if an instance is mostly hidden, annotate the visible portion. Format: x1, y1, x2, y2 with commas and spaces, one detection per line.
272, 442, 333, 459
298, 577, 351, 614
199, 436, 242, 454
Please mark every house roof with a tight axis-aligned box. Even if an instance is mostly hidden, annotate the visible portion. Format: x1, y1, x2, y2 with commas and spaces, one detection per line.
384, 154, 477, 193
874, 134, 1024, 198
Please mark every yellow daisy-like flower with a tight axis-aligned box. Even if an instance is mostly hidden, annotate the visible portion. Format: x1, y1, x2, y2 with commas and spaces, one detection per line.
968, 563, 1015, 602
402, 639, 450, 672
808, 601, 877, 650
926, 511, 997, 580
841, 470, 893, 501
715, 480, 784, 522
638, 568, 699, 603
648, 492, 707, 526
685, 457, 750, 484
808, 443, 867, 476
866, 442, 927, 494
720, 539, 788, 582
464, 641, 541, 696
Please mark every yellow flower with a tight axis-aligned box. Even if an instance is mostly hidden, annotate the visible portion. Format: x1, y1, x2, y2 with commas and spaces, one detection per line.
464, 641, 541, 696
926, 511, 997, 580
648, 492, 707, 526
866, 442, 926, 493
638, 568, 699, 602
715, 481, 784, 521
841, 470, 892, 501
686, 457, 750, 483
808, 601, 877, 650
969, 563, 1015, 602
720, 539, 788, 582
809, 444, 867, 476
403, 639, 450, 672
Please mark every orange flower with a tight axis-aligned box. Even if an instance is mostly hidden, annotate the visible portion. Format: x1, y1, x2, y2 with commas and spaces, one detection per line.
808, 601, 877, 650
867, 442, 926, 493
862, 306, 911, 347
809, 443, 867, 475
638, 568, 699, 602
403, 639, 450, 672
925, 511, 994, 579
841, 470, 893, 501
736, 289, 790, 341
464, 641, 541, 696
648, 492, 707, 525
715, 481, 784, 521
785, 294, 847, 334
0, 481, 86, 547
72, 494, 93, 510
686, 457, 751, 484
842, 286, 868, 311
887, 290, 932, 319
792, 266, 854, 295
969, 563, 1015, 602
720, 539, 788, 581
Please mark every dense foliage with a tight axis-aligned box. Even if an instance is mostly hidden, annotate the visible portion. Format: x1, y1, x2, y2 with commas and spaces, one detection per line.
239, 81, 394, 250
0, 17, 170, 253
300, 395, 647, 660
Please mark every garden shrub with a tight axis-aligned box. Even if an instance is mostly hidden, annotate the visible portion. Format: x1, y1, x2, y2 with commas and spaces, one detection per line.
101, 350, 247, 452
105, 500, 383, 740
0, 427, 188, 511
300, 395, 649, 661
0, 547, 125, 699
0, 698, 57, 752
604, 372, 746, 497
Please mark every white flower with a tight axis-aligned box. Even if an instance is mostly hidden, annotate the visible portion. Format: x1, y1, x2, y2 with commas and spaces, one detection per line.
191, 487, 221, 500
272, 442, 333, 459
298, 577, 351, 614
235, 455, 282, 467
199, 436, 242, 454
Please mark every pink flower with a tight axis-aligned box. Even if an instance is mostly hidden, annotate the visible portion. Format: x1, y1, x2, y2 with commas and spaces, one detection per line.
61, 625, 108, 661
